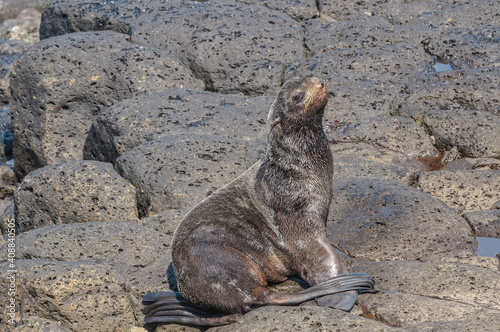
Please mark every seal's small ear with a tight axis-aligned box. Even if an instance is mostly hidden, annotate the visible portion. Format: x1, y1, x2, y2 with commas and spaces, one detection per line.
270, 117, 282, 130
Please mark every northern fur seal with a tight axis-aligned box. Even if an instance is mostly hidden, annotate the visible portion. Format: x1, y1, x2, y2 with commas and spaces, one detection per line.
143, 77, 375, 326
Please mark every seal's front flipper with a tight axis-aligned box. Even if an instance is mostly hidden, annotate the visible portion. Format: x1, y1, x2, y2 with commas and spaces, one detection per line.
315, 290, 358, 311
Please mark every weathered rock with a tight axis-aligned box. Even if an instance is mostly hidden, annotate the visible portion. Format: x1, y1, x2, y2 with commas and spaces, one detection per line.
84, 88, 270, 163
328, 116, 438, 158
0, 165, 16, 199
0, 200, 14, 235
330, 142, 423, 186
0, 39, 31, 105
463, 209, 500, 238
392, 67, 500, 121
417, 170, 500, 214
239, 0, 318, 21
0, 16, 40, 44
139, 208, 188, 236
39, 0, 185, 39
213, 305, 390, 332
10, 30, 204, 178
443, 157, 500, 171
400, 317, 500, 332
0, 260, 137, 329
131, 2, 303, 92
215, 60, 284, 96
0, 106, 13, 160
421, 249, 499, 271
423, 109, 500, 158
114, 134, 265, 218
328, 178, 475, 261
352, 260, 500, 327
285, 42, 433, 85
11, 316, 71, 332
0, 0, 48, 23
14, 160, 138, 232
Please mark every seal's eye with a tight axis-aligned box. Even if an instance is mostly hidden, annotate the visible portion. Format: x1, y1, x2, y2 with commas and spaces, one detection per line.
292, 93, 303, 103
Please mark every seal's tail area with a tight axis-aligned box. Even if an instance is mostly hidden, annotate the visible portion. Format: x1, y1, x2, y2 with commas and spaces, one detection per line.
143, 272, 376, 327
143, 291, 242, 326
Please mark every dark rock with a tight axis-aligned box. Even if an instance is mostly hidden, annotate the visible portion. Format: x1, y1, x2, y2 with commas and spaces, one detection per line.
0, 199, 14, 235
213, 305, 390, 332
0, 39, 31, 105
352, 260, 500, 327
330, 143, 423, 186
463, 209, 500, 238
10, 30, 204, 178
0, 0, 49, 23
239, 0, 318, 21
14, 160, 138, 232
114, 134, 265, 218
39, 0, 184, 39
0, 260, 137, 329
0, 106, 13, 160
131, 2, 303, 92
328, 116, 439, 158
328, 178, 475, 261
423, 109, 500, 159
285, 43, 433, 85
392, 67, 500, 121
84, 88, 270, 163
0, 165, 16, 199
417, 170, 500, 214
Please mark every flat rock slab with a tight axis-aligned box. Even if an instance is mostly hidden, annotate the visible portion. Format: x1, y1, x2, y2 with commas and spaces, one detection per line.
463, 209, 500, 238
115, 134, 266, 218
131, 1, 303, 92
423, 109, 500, 159
0, 260, 137, 330
328, 178, 475, 261
417, 170, 500, 214
352, 260, 500, 327
212, 305, 390, 332
10, 30, 204, 177
84, 88, 271, 163
328, 116, 438, 158
14, 160, 138, 232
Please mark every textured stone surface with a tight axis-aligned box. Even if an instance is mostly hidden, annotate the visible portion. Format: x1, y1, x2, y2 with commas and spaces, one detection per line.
417, 170, 500, 214
131, 1, 303, 92
0, 39, 31, 105
423, 109, 500, 158
0, 165, 16, 199
14, 160, 138, 232
328, 178, 475, 261
462, 209, 500, 238
115, 134, 265, 218
214, 305, 390, 332
84, 88, 270, 163
10, 30, 204, 178
0, 106, 13, 161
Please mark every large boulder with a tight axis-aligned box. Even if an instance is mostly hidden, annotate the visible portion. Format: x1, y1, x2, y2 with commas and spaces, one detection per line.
328, 178, 475, 261
84, 88, 270, 163
115, 134, 266, 218
10, 30, 204, 178
14, 160, 138, 232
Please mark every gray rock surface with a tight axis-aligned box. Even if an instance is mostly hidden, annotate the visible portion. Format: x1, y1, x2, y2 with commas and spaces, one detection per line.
14, 160, 138, 232
0, 39, 31, 105
352, 260, 500, 328
0, 14, 41, 44
130, 2, 303, 92
10, 30, 204, 178
115, 134, 265, 218
0, 0, 48, 23
328, 178, 475, 261
0, 165, 15, 199
423, 109, 500, 158
463, 209, 500, 238
417, 170, 500, 214
84, 88, 270, 163
0, 106, 13, 160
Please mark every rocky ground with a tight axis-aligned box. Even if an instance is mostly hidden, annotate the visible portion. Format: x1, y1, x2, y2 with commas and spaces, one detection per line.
0, 0, 499, 331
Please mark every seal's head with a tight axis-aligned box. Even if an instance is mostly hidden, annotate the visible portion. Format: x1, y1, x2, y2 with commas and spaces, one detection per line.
268, 76, 328, 132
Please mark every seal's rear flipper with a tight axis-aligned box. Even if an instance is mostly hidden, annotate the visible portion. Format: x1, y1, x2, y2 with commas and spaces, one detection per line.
260, 272, 377, 306
316, 290, 358, 311
143, 291, 241, 327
